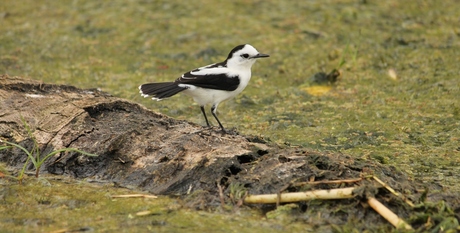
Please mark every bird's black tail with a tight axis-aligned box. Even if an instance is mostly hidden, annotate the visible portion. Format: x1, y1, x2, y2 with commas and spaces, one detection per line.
139, 82, 186, 100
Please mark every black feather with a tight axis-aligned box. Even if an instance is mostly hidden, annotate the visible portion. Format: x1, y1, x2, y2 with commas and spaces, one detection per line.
226, 44, 246, 59
139, 82, 185, 99
176, 73, 240, 91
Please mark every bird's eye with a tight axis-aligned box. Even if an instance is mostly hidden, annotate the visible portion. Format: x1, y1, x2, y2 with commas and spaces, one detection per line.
241, 54, 249, 58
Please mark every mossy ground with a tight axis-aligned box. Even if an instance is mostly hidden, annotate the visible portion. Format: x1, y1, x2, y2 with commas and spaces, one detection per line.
1, 0, 459, 231
1, 176, 310, 233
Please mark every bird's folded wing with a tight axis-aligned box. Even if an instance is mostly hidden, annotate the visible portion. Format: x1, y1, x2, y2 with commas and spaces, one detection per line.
176, 69, 240, 91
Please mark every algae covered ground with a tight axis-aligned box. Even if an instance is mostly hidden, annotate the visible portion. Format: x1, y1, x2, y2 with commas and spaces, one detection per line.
2, 176, 317, 233
1, 0, 459, 231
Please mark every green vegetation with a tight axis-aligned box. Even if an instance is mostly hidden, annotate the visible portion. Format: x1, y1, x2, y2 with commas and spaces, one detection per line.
0, 177, 311, 233
1, 0, 459, 231
0, 118, 97, 182
1, 140, 97, 182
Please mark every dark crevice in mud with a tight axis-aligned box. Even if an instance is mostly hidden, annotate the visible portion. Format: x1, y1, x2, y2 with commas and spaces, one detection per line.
278, 155, 291, 163
65, 152, 109, 178
237, 148, 269, 164
65, 128, 95, 148
257, 149, 269, 156
47, 162, 66, 175
226, 164, 242, 176
83, 101, 133, 118
158, 155, 170, 163
236, 154, 255, 164
218, 177, 229, 186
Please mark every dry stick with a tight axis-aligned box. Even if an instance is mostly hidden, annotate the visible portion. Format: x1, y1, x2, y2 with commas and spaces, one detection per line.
136, 210, 157, 216
236, 192, 248, 208
372, 176, 415, 207
292, 178, 363, 187
367, 197, 413, 230
244, 187, 355, 204
50, 228, 92, 233
217, 181, 226, 207
111, 194, 158, 198
275, 178, 363, 206
244, 185, 414, 230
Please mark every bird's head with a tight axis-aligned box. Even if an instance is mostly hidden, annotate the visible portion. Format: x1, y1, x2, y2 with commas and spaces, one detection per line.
226, 44, 269, 69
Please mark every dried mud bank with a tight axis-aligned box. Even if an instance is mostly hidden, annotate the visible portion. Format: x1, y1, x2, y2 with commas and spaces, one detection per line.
1, 75, 459, 229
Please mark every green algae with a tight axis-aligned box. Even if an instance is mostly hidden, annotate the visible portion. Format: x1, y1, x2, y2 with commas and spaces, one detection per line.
1, 176, 311, 233
1, 0, 459, 231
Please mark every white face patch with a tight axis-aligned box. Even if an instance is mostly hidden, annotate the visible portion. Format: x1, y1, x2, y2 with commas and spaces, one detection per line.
226, 44, 261, 69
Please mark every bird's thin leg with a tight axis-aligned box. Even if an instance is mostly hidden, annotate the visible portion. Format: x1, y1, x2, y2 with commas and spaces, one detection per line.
211, 105, 225, 132
200, 106, 211, 127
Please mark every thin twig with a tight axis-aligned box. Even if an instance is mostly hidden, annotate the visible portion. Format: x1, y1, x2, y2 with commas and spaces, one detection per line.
111, 194, 158, 198
276, 183, 292, 208
372, 176, 414, 207
292, 178, 363, 187
235, 191, 247, 209
217, 181, 226, 207
49, 227, 92, 233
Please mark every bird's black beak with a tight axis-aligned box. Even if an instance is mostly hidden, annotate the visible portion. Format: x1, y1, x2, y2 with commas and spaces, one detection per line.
252, 53, 270, 59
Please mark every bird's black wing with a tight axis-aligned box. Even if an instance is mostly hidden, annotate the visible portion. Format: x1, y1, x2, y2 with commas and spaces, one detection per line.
175, 64, 240, 91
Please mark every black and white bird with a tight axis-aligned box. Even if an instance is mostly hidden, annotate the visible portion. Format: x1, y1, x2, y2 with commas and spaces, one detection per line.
139, 44, 269, 133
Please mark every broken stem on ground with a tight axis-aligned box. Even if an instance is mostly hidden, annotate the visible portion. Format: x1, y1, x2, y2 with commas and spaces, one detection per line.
242, 176, 415, 230
367, 197, 413, 230
244, 187, 356, 204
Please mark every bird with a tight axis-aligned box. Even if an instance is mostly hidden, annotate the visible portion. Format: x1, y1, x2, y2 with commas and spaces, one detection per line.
139, 44, 269, 133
